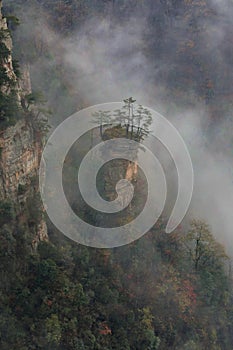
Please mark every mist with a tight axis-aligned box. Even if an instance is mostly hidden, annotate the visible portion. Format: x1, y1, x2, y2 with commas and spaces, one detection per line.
8, 0, 233, 254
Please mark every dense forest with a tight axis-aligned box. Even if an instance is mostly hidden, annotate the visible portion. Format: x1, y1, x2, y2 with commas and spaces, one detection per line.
0, 0, 233, 349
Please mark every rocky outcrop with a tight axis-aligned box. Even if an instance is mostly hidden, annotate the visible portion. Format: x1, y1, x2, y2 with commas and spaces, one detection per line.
0, 120, 41, 201
0, 0, 47, 245
0, 0, 20, 97
20, 63, 32, 95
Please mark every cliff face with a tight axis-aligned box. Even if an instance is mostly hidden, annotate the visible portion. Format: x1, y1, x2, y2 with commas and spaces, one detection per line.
0, 1, 20, 96
0, 121, 43, 202
0, 0, 47, 245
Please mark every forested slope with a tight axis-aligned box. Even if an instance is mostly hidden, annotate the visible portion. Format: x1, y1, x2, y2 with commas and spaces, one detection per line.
0, 1, 233, 349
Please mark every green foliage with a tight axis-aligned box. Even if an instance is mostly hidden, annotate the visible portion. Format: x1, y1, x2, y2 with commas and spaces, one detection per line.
184, 220, 228, 272
45, 314, 62, 345
0, 65, 11, 86
17, 183, 27, 196
0, 1, 233, 349
5, 15, 20, 27
0, 219, 233, 349
24, 91, 46, 108
26, 193, 43, 225
0, 41, 10, 60
93, 97, 153, 141
0, 21, 51, 132
0, 91, 21, 129
22, 91, 52, 134
0, 201, 13, 225
12, 59, 21, 78
0, 27, 22, 130
180, 340, 201, 350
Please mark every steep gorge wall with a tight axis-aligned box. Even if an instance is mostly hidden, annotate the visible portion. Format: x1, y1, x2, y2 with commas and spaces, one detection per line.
0, 0, 47, 245
0, 0, 20, 97
0, 120, 41, 200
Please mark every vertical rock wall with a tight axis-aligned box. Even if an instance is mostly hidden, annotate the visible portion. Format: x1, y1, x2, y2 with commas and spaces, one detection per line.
0, 0, 47, 245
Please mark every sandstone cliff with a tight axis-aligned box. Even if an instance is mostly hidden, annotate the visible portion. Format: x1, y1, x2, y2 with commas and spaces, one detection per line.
0, 0, 47, 245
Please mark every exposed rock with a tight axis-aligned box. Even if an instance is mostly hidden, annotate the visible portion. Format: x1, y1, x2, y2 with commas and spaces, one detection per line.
0, 119, 48, 244
0, 119, 41, 201
20, 63, 32, 95
0, 0, 47, 244
0, 0, 20, 98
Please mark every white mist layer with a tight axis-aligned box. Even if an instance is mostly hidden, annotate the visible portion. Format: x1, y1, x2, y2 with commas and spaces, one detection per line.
13, 1, 233, 254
